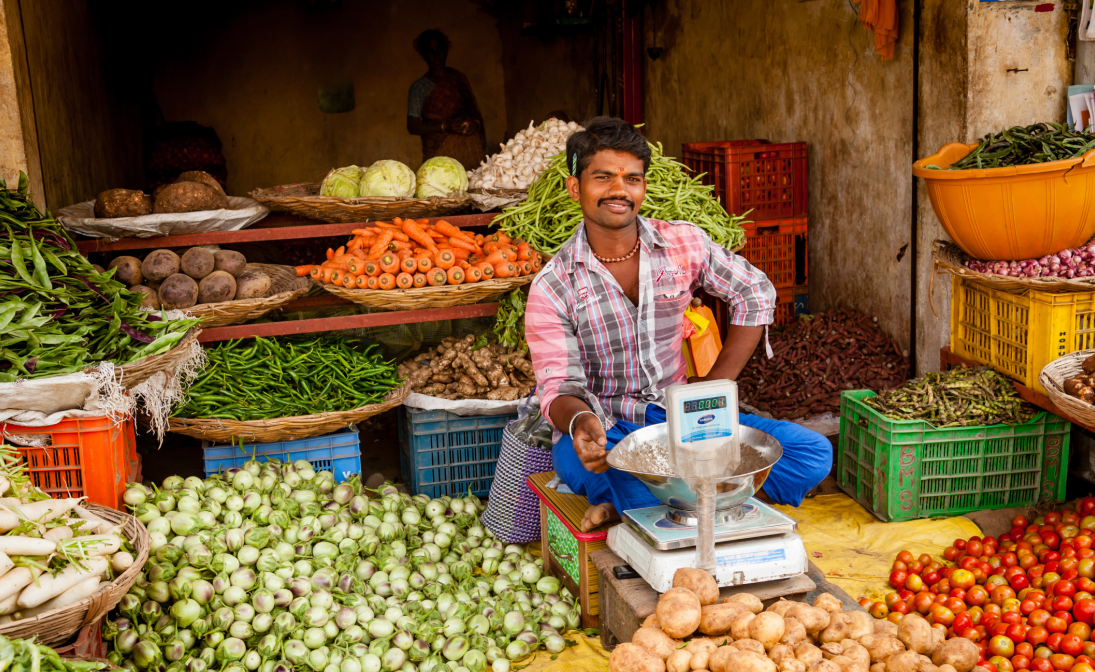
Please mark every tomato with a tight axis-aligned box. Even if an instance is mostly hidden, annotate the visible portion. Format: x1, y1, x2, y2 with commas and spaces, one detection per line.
955, 612, 974, 632
989, 575, 1012, 590
892, 600, 910, 615
869, 602, 889, 619
969, 586, 991, 607
993, 658, 1015, 672
962, 556, 982, 570
945, 546, 961, 561
983, 662, 1001, 672
1002, 552, 1021, 568
1058, 611, 1076, 626
1017, 515, 1032, 528
884, 592, 902, 609
1032, 658, 1055, 672
1046, 533, 1064, 551
1079, 578, 1095, 594
1081, 537, 1095, 551
1050, 654, 1075, 671
897, 550, 914, 564
914, 593, 936, 614
1068, 622, 1092, 639
1080, 498, 1095, 517
1008, 624, 1029, 642
932, 605, 956, 627
1058, 580, 1079, 598
1030, 627, 1051, 646
907, 574, 925, 592
1025, 554, 1042, 571
1048, 616, 1070, 634
893, 560, 909, 573
1080, 599, 1095, 627
1032, 609, 1053, 627
924, 570, 942, 587
909, 561, 925, 575
953, 569, 977, 591
1071, 664, 1095, 672
899, 589, 915, 600
1048, 513, 1064, 525
962, 626, 983, 643
1014, 574, 1033, 591
952, 588, 968, 601
1012, 655, 1031, 671
1061, 635, 1085, 657
936, 579, 953, 595
1053, 596, 1076, 613
995, 623, 1015, 638
990, 636, 1018, 658
994, 586, 1019, 604
970, 541, 986, 558
1065, 511, 1082, 525
890, 570, 908, 589
945, 597, 968, 613
1082, 560, 1095, 581
1020, 643, 1036, 658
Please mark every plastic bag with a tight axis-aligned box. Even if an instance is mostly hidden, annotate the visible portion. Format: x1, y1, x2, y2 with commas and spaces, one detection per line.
682, 302, 723, 378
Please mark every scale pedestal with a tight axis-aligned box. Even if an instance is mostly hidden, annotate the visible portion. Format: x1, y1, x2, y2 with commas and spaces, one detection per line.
607, 498, 808, 593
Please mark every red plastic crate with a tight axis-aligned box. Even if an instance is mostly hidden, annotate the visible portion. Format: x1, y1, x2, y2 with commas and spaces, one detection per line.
682, 140, 808, 221
738, 218, 808, 288
0, 415, 137, 509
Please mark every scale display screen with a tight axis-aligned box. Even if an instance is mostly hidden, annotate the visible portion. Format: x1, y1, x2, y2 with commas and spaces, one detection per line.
683, 396, 727, 414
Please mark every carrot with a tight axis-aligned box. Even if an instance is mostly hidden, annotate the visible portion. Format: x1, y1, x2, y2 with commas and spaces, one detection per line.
427, 268, 448, 286
374, 220, 402, 230
417, 256, 433, 273
475, 234, 486, 246
458, 260, 472, 271
326, 248, 335, 261
520, 261, 533, 275
342, 274, 357, 288
465, 266, 482, 283
435, 250, 455, 270
377, 273, 396, 290
401, 218, 439, 252
395, 249, 413, 261
367, 230, 395, 259
395, 273, 415, 289
297, 265, 316, 277
428, 230, 447, 241
446, 267, 465, 285
355, 275, 369, 289
477, 262, 495, 279
346, 259, 362, 275
517, 243, 531, 261
321, 267, 336, 283
379, 253, 400, 274
389, 240, 414, 252
413, 273, 428, 288
336, 246, 345, 257
531, 255, 542, 271
310, 266, 323, 280
363, 260, 381, 277
367, 276, 379, 289
347, 237, 364, 251
350, 248, 368, 260
400, 256, 419, 274
493, 261, 515, 278
449, 237, 481, 254
329, 270, 342, 284
484, 250, 509, 266
452, 248, 470, 260
492, 232, 513, 244
352, 229, 372, 236
436, 220, 474, 243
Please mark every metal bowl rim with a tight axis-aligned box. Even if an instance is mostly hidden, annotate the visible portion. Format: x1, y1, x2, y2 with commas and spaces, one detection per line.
606, 423, 783, 479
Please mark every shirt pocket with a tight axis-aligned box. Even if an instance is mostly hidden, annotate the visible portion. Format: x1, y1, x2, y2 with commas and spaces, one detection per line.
652, 287, 693, 337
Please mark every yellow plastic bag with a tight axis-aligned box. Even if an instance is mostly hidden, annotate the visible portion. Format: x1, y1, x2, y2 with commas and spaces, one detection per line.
682, 303, 722, 378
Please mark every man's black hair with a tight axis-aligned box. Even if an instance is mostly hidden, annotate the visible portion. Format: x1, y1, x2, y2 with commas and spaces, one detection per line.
565, 116, 651, 179
414, 30, 450, 56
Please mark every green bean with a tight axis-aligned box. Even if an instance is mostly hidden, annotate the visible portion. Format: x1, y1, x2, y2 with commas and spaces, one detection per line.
945, 122, 1095, 170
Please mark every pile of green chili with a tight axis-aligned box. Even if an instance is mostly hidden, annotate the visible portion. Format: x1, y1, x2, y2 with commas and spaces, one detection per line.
496, 143, 749, 254
863, 366, 1037, 427
492, 290, 527, 350
0, 174, 200, 381
173, 336, 401, 421
941, 122, 1095, 170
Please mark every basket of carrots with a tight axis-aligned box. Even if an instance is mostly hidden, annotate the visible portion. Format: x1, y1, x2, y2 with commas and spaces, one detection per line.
296, 217, 542, 311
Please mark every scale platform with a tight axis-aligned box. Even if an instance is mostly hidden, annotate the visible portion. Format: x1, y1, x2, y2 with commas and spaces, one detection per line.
608, 498, 808, 592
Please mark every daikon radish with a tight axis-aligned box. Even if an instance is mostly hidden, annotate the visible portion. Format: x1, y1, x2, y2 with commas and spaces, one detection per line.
60, 531, 122, 557
72, 505, 109, 533
0, 567, 40, 602
17, 556, 107, 608
0, 591, 18, 615
0, 475, 10, 496
43, 526, 73, 543
0, 551, 14, 579
111, 551, 134, 573
0, 498, 83, 530
0, 537, 55, 556
0, 498, 18, 506
13, 576, 101, 619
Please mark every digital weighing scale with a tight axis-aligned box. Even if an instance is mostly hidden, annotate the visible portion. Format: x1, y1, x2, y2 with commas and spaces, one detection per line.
605, 380, 808, 593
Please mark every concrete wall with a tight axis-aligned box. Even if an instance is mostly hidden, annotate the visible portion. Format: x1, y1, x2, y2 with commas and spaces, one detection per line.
644, 0, 916, 354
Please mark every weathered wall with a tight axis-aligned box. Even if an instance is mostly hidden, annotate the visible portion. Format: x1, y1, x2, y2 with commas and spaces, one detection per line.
644, 0, 915, 353
0, 0, 27, 190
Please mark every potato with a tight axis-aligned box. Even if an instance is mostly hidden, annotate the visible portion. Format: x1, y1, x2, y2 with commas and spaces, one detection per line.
94, 189, 152, 218
158, 273, 199, 310
141, 249, 181, 283
730, 611, 755, 640
768, 600, 794, 616
782, 617, 807, 647
668, 650, 693, 672
176, 170, 226, 198
707, 647, 740, 672
198, 271, 237, 304
770, 645, 796, 664
657, 588, 703, 639
700, 603, 750, 636
928, 630, 945, 657
831, 656, 862, 672
873, 621, 898, 637
130, 285, 159, 310
234, 270, 271, 299
931, 638, 977, 672
866, 638, 905, 664
644, 614, 661, 628
671, 569, 718, 606
885, 651, 921, 672
814, 594, 845, 615
972, 667, 991, 672
108, 256, 143, 285
634, 627, 678, 660
842, 643, 871, 670
820, 643, 845, 659
919, 655, 936, 672
896, 614, 933, 655
781, 661, 808, 672
213, 250, 247, 277
712, 651, 775, 672
786, 604, 830, 636
937, 666, 956, 672
809, 661, 842, 672
847, 612, 873, 640
819, 614, 851, 644
724, 593, 764, 614
611, 643, 666, 672
734, 640, 766, 656
749, 612, 786, 650
686, 639, 717, 670
870, 665, 886, 672
796, 643, 824, 666
153, 182, 228, 213
181, 247, 216, 279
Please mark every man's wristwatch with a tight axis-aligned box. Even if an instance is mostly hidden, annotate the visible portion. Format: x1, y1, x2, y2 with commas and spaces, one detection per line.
568, 410, 600, 437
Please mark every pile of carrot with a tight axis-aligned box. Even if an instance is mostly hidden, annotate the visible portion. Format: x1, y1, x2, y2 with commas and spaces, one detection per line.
295, 218, 543, 290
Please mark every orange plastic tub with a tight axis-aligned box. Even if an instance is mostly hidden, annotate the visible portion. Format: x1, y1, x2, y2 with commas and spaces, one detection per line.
912, 143, 1095, 261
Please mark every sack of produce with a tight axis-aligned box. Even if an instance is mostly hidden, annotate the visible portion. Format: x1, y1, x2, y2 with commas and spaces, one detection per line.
480, 394, 553, 543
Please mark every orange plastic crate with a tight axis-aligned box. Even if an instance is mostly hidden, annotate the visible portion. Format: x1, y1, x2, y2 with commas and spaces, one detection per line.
682, 140, 808, 221
738, 218, 807, 288
774, 286, 809, 327
0, 416, 137, 509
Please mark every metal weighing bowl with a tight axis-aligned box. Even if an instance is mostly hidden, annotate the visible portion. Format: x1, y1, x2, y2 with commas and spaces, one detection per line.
606, 424, 782, 513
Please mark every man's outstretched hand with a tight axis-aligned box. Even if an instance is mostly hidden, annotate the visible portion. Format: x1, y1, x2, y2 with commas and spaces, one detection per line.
573, 413, 609, 474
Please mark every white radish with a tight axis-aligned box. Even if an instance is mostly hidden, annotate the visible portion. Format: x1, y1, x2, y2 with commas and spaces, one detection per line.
0, 498, 20, 506
17, 556, 107, 608
13, 576, 100, 619
0, 498, 83, 531
60, 531, 123, 557
43, 526, 73, 543
0, 537, 55, 556
0, 567, 40, 602
111, 551, 134, 572
0, 591, 18, 615
72, 505, 109, 531
0, 478, 11, 497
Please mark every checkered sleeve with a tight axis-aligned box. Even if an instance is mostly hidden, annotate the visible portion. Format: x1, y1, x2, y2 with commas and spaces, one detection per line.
693, 227, 776, 327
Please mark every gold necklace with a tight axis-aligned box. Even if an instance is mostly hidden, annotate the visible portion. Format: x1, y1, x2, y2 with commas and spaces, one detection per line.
593, 236, 641, 264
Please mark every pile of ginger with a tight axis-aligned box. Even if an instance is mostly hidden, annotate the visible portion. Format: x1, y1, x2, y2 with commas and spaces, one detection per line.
398, 334, 537, 401
610, 568, 981, 672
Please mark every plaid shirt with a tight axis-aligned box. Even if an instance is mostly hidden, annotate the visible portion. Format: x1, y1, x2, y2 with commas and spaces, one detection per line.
526, 216, 776, 432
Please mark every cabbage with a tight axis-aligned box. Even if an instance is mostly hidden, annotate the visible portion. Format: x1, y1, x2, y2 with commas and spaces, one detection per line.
359, 161, 416, 198
319, 166, 362, 198
415, 157, 468, 198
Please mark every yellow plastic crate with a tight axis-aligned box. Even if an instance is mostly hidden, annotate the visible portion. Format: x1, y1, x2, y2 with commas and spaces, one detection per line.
950, 275, 1095, 393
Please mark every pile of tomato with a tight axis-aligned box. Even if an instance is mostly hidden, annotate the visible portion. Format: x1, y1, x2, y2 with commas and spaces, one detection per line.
862, 499, 1095, 672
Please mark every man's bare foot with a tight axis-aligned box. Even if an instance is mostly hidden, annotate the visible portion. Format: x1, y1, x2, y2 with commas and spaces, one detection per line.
581, 503, 619, 532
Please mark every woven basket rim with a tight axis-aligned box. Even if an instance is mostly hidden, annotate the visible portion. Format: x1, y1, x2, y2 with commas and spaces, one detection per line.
249, 182, 472, 207
313, 275, 532, 310
933, 239, 1095, 292
1039, 351, 1095, 425
187, 263, 311, 327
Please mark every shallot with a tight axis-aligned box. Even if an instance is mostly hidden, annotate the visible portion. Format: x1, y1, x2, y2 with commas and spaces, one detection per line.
965, 241, 1095, 279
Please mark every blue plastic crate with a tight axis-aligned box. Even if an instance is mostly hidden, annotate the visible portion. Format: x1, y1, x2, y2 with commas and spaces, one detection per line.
397, 407, 517, 498
203, 427, 361, 482
794, 291, 808, 317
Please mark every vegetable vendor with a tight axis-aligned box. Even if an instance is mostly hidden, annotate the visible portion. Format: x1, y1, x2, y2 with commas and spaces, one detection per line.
525, 117, 832, 532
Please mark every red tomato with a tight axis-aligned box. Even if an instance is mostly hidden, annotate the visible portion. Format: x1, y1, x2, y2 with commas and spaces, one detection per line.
924, 571, 942, 587
890, 570, 908, 589
1017, 515, 1032, 528
1080, 498, 1095, 516
897, 550, 914, 564
1032, 658, 1055, 672
1053, 596, 1076, 613
909, 561, 925, 575
1058, 581, 1079, 598
869, 602, 889, 619
1029, 626, 1051, 646
914, 593, 936, 614
907, 574, 925, 592
1068, 622, 1092, 639
1049, 654, 1075, 671
892, 600, 910, 615
990, 636, 1017, 658
933, 605, 956, 627
1048, 616, 1070, 634
1008, 624, 1029, 643
1014, 574, 1033, 591
1031, 610, 1053, 627
956, 539, 969, 550
961, 556, 981, 570
953, 569, 977, 591
970, 541, 985, 558
944, 546, 960, 561
1019, 643, 1035, 658
1048, 513, 1064, 526
1061, 635, 1085, 657
1012, 655, 1031, 670
1083, 642, 1095, 659
945, 597, 968, 613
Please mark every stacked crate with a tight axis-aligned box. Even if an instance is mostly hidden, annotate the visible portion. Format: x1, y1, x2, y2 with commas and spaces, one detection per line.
682, 140, 808, 325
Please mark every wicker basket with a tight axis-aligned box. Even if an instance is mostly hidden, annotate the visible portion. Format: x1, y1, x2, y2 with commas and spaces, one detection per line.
312, 275, 532, 311
1039, 351, 1095, 426
168, 381, 411, 443
0, 505, 149, 647
933, 239, 1095, 292
249, 182, 472, 223
112, 327, 201, 391
187, 264, 310, 328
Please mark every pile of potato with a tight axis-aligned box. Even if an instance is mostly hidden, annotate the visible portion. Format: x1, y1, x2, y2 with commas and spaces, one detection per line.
610, 568, 980, 672
107, 247, 272, 310
93, 170, 228, 218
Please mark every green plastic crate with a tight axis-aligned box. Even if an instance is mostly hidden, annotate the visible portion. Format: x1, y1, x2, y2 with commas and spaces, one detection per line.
837, 390, 1070, 522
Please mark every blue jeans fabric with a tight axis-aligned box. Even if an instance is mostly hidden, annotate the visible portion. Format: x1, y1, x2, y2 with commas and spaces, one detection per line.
552, 405, 832, 513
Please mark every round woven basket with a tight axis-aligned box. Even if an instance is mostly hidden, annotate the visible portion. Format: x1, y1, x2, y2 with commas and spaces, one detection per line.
249, 182, 472, 223
112, 327, 201, 390
0, 505, 149, 648
312, 275, 532, 311
933, 239, 1095, 292
1039, 351, 1095, 426
168, 381, 411, 443
187, 264, 311, 328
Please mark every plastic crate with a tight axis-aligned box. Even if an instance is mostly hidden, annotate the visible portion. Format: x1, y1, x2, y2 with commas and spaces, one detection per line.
950, 275, 1095, 394
202, 427, 361, 482
739, 218, 808, 288
682, 140, 808, 221
773, 285, 808, 327
837, 390, 1069, 522
398, 407, 516, 498
0, 416, 137, 509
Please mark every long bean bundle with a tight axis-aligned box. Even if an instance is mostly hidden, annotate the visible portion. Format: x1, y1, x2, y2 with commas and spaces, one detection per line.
943, 122, 1095, 170
863, 366, 1036, 427
0, 174, 199, 381
496, 143, 748, 254
173, 336, 401, 420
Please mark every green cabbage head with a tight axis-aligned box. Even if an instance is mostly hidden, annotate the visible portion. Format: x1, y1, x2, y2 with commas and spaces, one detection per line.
359, 160, 416, 198
415, 157, 468, 198
319, 165, 362, 198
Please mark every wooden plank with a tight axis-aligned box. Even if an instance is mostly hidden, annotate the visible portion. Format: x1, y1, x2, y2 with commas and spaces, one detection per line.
527, 471, 611, 540
1, 0, 44, 210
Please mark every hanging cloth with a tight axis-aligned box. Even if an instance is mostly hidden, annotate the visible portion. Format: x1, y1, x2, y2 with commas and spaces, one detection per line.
857, 0, 899, 61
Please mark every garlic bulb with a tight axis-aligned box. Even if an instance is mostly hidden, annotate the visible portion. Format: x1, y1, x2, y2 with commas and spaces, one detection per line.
468, 118, 583, 190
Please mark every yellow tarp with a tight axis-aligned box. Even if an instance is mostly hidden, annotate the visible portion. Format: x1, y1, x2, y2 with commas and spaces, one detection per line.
774, 493, 982, 603
524, 633, 611, 672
